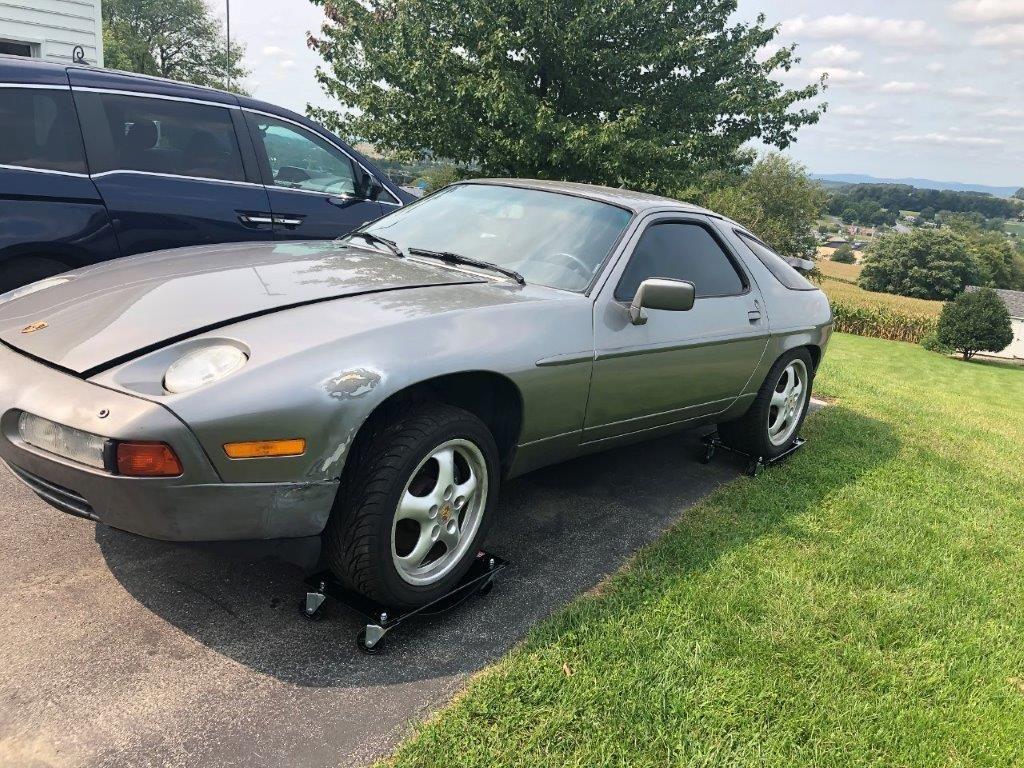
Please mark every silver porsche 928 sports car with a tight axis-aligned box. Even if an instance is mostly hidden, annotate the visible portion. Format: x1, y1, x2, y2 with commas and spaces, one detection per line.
0, 179, 831, 608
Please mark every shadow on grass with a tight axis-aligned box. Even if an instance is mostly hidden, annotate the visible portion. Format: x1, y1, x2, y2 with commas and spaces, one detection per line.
96, 405, 895, 688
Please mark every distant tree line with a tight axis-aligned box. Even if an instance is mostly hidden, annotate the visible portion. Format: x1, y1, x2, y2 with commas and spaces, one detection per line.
828, 184, 1021, 224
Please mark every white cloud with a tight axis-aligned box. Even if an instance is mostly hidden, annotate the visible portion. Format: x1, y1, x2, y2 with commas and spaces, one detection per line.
781, 15, 942, 47
811, 44, 863, 65
882, 53, 912, 64
279, 60, 296, 70
261, 45, 289, 57
815, 67, 868, 83
894, 132, 1004, 146
972, 24, 1024, 45
880, 80, 929, 93
833, 103, 878, 116
946, 85, 992, 99
925, 62, 946, 72
950, 0, 1024, 23
983, 107, 1024, 118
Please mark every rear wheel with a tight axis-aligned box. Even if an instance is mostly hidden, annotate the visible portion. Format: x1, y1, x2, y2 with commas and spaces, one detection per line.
0, 257, 72, 294
323, 403, 499, 608
718, 348, 813, 459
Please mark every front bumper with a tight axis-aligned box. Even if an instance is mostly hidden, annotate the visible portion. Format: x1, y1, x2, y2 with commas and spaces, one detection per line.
0, 343, 337, 541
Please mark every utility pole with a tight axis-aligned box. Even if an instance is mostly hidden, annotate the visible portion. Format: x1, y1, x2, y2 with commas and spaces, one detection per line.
226, 0, 231, 90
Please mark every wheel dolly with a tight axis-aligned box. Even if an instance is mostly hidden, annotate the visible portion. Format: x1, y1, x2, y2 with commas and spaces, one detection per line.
300, 550, 508, 653
700, 431, 806, 477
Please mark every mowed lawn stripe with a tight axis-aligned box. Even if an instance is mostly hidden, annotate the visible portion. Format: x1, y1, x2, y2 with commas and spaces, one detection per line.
385, 333, 1024, 768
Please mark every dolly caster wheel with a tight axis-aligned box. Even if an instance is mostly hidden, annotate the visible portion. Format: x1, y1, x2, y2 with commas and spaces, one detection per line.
357, 628, 386, 654
299, 598, 324, 621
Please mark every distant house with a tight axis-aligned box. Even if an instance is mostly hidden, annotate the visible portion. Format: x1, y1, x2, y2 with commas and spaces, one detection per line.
823, 239, 849, 250
0, 0, 103, 66
965, 287, 1024, 360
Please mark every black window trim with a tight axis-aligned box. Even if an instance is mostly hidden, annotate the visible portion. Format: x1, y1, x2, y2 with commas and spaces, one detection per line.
74, 89, 250, 186
613, 216, 751, 303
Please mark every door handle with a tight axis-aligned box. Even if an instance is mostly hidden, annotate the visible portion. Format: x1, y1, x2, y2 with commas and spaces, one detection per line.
747, 309, 762, 323
271, 215, 304, 228
237, 213, 275, 227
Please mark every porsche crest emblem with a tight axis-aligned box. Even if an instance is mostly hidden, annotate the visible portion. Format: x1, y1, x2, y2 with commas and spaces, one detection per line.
21, 321, 48, 334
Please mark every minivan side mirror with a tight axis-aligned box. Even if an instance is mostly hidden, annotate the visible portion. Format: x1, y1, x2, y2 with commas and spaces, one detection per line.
629, 278, 696, 325
356, 169, 383, 202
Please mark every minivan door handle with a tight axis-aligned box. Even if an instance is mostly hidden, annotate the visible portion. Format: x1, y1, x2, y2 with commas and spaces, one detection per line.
747, 309, 762, 322
237, 212, 275, 228
271, 215, 304, 229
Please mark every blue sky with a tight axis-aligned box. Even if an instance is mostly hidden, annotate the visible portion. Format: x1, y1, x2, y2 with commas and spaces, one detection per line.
229, 0, 1024, 187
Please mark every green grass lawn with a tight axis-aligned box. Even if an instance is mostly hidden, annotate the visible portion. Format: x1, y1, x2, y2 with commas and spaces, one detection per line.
386, 334, 1024, 767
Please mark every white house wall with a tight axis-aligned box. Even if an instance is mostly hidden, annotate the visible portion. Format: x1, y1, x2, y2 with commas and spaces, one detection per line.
0, 0, 103, 66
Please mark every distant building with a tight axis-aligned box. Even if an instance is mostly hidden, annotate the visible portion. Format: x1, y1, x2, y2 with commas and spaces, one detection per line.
965, 287, 1024, 361
0, 0, 103, 66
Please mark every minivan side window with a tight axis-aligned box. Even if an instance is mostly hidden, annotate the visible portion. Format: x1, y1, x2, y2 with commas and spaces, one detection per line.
76, 92, 245, 182
247, 113, 359, 196
615, 221, 746, 302
0, 88, 87, 173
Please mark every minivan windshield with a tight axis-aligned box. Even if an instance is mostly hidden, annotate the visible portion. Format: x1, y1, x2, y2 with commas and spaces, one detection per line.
361, 184, 634, 292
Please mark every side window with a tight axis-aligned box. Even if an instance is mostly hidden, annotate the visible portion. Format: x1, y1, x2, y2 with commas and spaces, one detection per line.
0, 88, 87, 173
247, 113, 358, 196
79, 92, 245, 182
615, 221, 746, 302
735, 232, 817, 291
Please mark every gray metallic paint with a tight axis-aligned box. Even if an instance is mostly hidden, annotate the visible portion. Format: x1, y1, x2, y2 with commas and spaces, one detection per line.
0, 180, 832, 542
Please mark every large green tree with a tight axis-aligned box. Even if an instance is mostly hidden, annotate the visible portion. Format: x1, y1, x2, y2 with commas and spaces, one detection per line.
703, 153, 826, 260
103, 0, 248, 92
859, 229, 981, 301
307, 0, 824, 193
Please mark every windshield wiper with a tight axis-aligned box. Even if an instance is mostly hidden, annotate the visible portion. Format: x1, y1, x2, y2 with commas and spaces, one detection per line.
408, 247, 526, 285
346, 231, 404, 258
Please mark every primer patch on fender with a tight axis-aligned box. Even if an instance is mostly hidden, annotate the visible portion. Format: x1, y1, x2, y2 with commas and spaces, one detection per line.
324, 368, 382, 399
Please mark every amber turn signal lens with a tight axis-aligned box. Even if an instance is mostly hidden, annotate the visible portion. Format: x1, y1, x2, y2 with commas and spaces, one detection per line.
116, 442, 183, 477
223, 438, 306, 459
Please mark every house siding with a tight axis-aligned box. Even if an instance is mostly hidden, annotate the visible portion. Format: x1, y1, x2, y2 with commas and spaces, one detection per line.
0, 0, 103, 66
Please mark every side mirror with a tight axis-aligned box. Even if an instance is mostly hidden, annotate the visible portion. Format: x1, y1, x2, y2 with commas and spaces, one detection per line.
629, 278, 695, 325
357, 170, 382, 202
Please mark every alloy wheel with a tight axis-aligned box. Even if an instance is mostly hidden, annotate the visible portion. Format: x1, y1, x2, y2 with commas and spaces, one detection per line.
391, 438, 488, 586
767, 358, 808, 447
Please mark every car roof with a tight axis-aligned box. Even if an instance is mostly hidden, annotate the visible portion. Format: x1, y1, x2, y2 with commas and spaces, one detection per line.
464, 178, 719, 216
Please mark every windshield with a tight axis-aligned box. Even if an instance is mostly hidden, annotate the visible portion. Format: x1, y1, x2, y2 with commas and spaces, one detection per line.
363, 184, 634, 291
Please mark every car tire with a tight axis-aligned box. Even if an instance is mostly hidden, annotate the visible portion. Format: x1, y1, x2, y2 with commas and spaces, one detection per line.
322, 403, 500, 608
718, 348, 814, 460
0, 257, 71, 294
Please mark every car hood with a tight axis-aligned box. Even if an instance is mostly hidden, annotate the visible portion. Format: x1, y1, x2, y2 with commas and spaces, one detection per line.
0, 241, 487, 374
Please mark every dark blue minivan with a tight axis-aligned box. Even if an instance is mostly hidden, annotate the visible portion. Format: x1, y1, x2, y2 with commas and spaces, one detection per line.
0, 55, 415, 293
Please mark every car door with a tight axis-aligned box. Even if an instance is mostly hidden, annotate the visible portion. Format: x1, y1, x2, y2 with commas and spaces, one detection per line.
242, 110, 385, 240
72, 88, 274, 256
584, 214, 769, 443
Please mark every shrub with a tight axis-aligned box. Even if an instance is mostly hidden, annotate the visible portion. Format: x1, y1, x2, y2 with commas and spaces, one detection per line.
830, 301, 937, 344
921, 332, 954, 355
831, 244, 856, 264
858, 229, 980, 300
936, 288, 1014, 360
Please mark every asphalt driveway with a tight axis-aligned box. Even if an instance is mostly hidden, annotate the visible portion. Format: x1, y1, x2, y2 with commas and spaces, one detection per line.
0, 429, 747, 768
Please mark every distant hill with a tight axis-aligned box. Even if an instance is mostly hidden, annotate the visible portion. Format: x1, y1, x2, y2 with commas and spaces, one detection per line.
811, 173, 1019, 199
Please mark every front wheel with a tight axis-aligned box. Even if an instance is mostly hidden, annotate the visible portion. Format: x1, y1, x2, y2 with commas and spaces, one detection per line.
322, 403, 499, 608
718, 348, 814, 460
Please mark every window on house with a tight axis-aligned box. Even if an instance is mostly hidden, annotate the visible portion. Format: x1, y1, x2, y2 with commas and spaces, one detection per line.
0, 41, 33, 57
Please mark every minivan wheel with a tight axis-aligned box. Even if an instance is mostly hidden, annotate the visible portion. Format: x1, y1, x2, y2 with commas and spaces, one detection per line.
0, 257, 71, 294
323, 403, 499, 608
718, 348, 814, 460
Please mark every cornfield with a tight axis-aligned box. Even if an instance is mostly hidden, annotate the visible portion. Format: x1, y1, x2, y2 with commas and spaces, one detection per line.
830, 301, 938, 344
